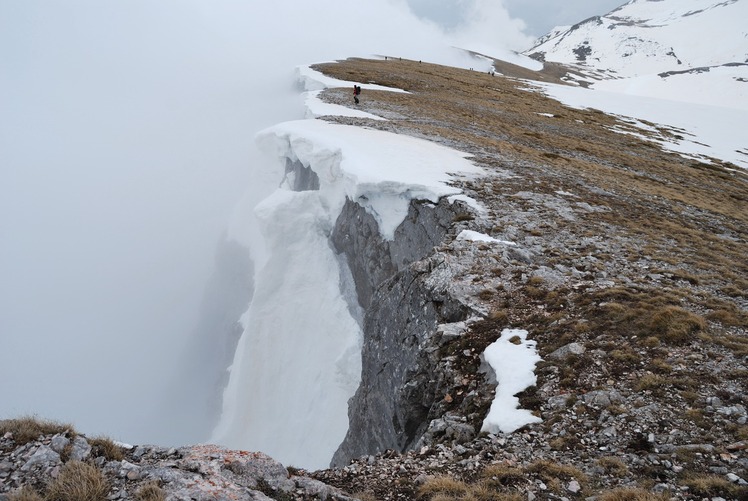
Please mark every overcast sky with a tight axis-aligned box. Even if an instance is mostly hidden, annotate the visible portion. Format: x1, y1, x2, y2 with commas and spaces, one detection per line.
408, 0, 626, 36
1, 0, 625, 445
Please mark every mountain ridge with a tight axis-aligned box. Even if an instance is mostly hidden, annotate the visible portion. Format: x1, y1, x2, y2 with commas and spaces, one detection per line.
523, 0, 748, 106
3, 3, 748, 498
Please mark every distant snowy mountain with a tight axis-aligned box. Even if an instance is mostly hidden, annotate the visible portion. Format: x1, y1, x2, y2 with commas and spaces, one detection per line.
524, 0, 748, 109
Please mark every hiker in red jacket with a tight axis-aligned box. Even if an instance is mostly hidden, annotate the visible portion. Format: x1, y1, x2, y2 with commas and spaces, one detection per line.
353, 85, 361, 104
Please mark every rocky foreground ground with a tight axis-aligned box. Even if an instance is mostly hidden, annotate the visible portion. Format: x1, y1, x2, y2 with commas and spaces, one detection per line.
3, 58, 747, 500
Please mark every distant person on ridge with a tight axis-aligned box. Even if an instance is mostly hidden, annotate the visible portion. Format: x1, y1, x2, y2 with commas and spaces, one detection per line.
353, 84, 361, 104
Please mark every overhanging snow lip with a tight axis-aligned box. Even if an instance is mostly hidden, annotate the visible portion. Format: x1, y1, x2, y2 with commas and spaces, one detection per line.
255, 119, 485, 240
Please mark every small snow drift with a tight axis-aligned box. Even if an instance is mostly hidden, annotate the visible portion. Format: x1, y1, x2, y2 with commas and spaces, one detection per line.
457, 229, 517, 246
481, 328, 542, 434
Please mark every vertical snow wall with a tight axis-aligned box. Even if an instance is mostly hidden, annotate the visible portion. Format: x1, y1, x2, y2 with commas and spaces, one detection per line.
212, 119, 483, 469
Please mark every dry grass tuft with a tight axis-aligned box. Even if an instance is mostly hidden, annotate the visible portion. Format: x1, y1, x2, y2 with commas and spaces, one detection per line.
596, 456, 629, 476
417, 476, 470, 498
480, 464, 526, 488
648, 306, 706, 344
598, 488, 670, 501
635, 374, 668, 393
0, 416, 75, 445
422, 486, 523, 501
683, 474, 746, 498
487, 310, 508, 324
6, 486, 44, 501
525, 460, 587, 486
45, 460, 110, 501
89, 436, 125, 461
417, 472, 528, 500
350, 491, 378, 501
135, 481, 166, 501
469, 489, 523, 501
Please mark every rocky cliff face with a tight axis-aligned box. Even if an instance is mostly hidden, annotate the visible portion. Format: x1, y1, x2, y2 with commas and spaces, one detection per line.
331, 197, 475, 466
331, 197, 464, 310
282, 158, 320, 192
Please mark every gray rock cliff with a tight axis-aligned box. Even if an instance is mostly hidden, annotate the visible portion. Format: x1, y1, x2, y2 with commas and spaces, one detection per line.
330, 197, 475, 467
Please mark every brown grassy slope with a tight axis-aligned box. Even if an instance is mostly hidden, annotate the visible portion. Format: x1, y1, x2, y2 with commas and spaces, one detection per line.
308, 57, 748, 500
313, 58, 748, 314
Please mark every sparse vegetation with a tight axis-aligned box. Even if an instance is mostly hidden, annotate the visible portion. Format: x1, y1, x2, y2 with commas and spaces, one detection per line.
7, 486, 44, 501
596, 456, 629, 477
635, 373, 667, 392
481, 464, 526, 488
648, 306, 706, 344
135, 481, 166, 501
89, 436, 125, 461
45, 461, 110, 501
307, 54, 747, 501
683, 474, 746, 498
598, 489, 670, 501
417, 476, 469, 498
0, 416, 75, 445
525, 460, 587, 487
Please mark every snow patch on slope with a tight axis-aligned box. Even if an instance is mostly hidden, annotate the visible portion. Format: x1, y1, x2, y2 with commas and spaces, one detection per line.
523, 0, 748, 168
593, 64, 748, 111
481, 329, 542, 434
457, 230, 516, 246
534, 81, 748, 169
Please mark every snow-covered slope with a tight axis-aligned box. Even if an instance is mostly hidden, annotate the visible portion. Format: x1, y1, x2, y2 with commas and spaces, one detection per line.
525, 0, 748, 109
527, 0, 747, 76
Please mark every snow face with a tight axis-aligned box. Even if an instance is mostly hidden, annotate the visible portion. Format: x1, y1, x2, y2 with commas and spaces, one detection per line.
481, 328, 542, 434
213, 67, 484, 469
211, 188, 363, 469
257, 120, 483, 240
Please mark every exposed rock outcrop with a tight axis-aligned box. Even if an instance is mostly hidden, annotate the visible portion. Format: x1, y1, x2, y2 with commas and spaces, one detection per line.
0, 427, 355, 501
331, 197, 463, 310
331, 197, 475, 466
282, 158, 320, 192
